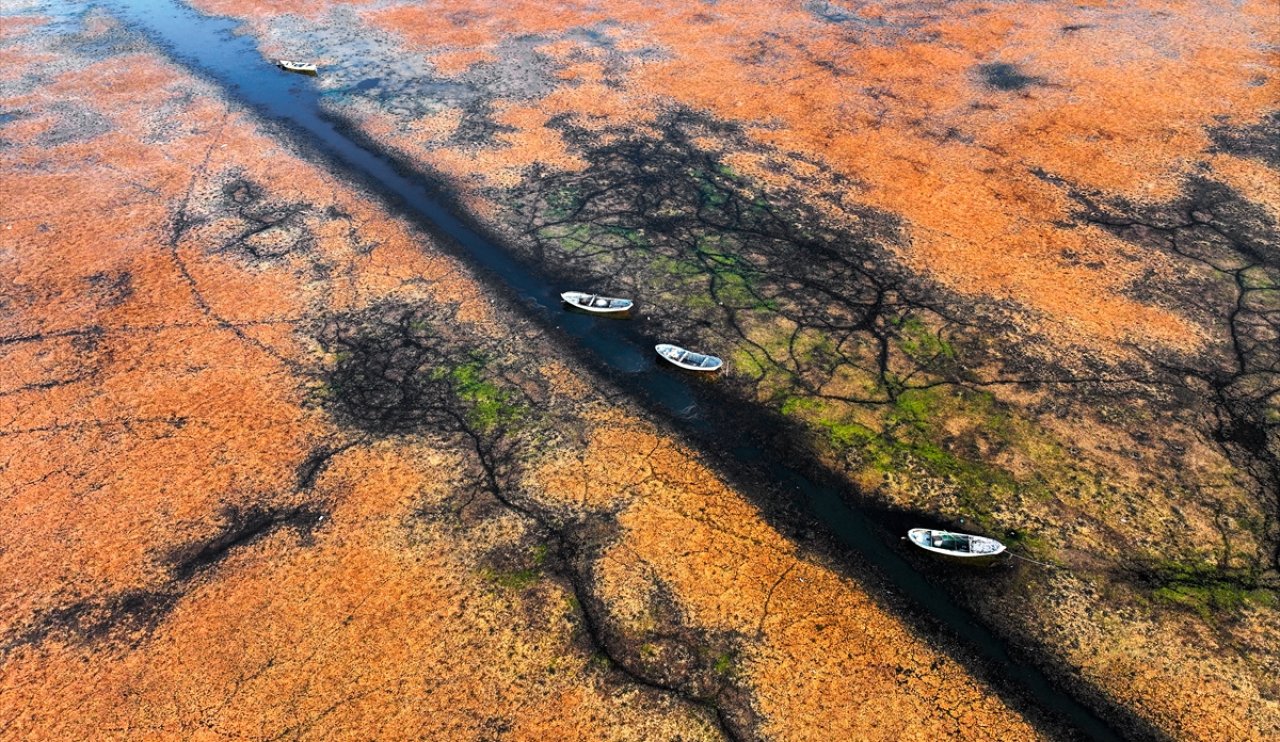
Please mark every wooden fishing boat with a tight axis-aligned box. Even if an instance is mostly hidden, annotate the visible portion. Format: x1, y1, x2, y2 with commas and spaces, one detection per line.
560, 291, 633, 314
276, 59, 318, 76
655, 343, 722, 372
907, 528, 1006, 564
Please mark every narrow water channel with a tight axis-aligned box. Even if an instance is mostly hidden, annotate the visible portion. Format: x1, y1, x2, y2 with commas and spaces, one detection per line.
89, 0, 1128, 737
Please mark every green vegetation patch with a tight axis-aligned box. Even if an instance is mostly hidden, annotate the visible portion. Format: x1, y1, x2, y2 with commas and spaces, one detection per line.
1142, 558, 1276, 620
543, 187, 582, 220
440, 357, 526, 434
711, 649, 737, 677
481, 544, 551, 591
893, 315, 956, 365
778, 381, 1041, 530
481, 566, 541, 590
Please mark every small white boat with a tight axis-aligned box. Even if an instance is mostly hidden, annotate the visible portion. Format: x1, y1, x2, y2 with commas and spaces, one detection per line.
276, 59, 318, 76
561, 291, 633, 314
908, 529, 1006, 564
655, 343, 722, 372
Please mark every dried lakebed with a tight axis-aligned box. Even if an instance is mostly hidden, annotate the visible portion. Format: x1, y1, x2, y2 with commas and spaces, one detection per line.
80, 0, 1139, 737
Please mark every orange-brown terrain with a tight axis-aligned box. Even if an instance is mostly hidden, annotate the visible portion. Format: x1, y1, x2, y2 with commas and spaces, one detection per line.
133, 0, 1280, 738
0, 6, 1067, 741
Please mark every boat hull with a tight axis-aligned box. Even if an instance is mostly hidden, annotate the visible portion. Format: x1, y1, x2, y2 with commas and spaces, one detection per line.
907, 528, 1006, 565
560, 291, 633, 314
655, 344, 722, 372
276, 60, 317, 76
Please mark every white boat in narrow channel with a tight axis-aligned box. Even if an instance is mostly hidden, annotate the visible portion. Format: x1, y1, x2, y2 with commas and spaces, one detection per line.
907, 528, 1006, 564
276, 59, 318, 75
655, 343, 723, 372
560, 291, 633, 314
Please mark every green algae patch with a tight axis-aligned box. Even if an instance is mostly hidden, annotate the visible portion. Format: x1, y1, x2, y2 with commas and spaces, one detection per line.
1140, 559, 1278, 621
893, 315, 956, 365
775, 377, 1065, 532
481, 544, 551, 591
447, 359, 526, 434
481, 566, 542, 591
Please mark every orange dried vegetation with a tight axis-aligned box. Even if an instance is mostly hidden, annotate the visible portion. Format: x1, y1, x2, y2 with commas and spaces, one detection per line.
1, 13, 1037, 739
531, 409, 1042, 739
346, 0, 1279, 351
1, 437, 722, 739
0, 32, 706, 739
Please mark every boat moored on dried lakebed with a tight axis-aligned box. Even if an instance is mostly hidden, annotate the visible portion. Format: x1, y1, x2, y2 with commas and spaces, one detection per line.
908, 529, 1007, 564
655, 343, 723, 372
276, 59, 318, 75
560, 291, 633, 314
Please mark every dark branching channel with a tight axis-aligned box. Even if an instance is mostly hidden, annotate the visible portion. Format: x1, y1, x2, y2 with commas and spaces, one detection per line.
312, 303, 756, 738
3, 504, 325, 657
1076, 176, 1280, 584
320, 304, 464, 436
83, 0, 1272, 734
514, 114, 973, 409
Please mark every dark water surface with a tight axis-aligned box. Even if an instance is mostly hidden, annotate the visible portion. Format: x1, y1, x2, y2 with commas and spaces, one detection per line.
86, 0, 1128, 737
